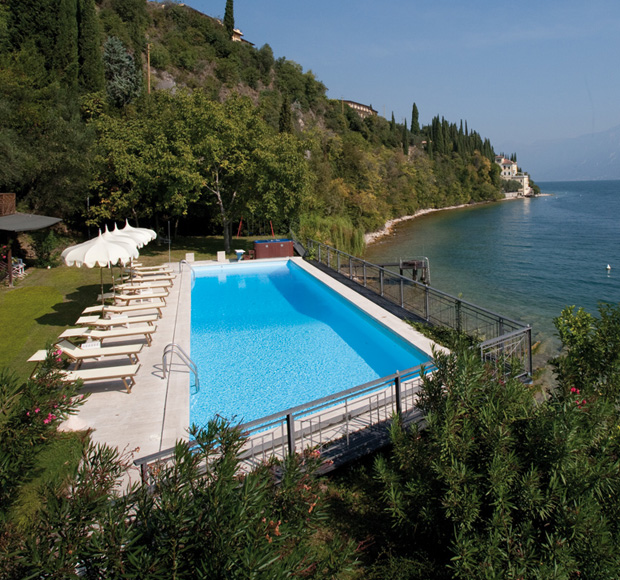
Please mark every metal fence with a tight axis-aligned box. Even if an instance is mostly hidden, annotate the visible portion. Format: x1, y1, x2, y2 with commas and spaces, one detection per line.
133, 243, 532, 480
135, 364, 429, 483
306, 239, 532, 379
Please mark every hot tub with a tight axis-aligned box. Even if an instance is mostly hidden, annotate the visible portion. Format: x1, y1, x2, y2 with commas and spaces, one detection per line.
254, 239, 294, 259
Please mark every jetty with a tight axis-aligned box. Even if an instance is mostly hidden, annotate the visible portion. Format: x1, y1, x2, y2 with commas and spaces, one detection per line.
376, 257, 430, 285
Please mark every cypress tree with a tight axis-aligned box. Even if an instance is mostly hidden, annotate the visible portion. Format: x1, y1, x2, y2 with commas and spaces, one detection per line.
224, 0, 234, 39
390, 112, 396, 133
279, 95, 293, 133
54, 0, 79, 87
411, 102, 420, 134
78, 0, 104, 92
402, 120, 409, 156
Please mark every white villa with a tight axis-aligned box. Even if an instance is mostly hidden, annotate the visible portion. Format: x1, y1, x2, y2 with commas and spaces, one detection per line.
494, 155, 532, 197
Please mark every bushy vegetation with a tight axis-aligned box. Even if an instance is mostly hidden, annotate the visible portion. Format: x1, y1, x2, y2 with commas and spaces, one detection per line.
0, 354, 358, 578
0, 0, 503, 256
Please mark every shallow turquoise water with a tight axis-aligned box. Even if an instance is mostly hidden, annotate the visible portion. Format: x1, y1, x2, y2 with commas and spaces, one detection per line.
365, 180, 620, 358
190, 260, 430, 426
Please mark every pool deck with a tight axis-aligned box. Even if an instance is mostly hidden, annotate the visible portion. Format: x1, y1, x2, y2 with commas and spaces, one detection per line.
60, 257, 437, 482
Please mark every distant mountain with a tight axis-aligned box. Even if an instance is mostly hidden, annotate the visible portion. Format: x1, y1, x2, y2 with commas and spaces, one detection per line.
501, 125, 620, 182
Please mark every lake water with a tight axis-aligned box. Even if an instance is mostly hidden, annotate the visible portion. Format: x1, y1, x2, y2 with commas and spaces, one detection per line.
364, 180, 620, 359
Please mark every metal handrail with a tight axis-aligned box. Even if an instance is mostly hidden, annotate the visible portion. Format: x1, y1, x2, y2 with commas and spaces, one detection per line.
179, 259, 194, 273
305, 239, 532, 378
134, 362, 432, 475
162, 343, 200, 391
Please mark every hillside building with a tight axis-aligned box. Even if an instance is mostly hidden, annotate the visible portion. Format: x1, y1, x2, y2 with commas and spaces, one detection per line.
342, 100, 377, 119
494, 156, 532, 197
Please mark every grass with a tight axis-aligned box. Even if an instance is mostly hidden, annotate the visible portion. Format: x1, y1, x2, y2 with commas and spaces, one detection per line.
0, 235, 258, 382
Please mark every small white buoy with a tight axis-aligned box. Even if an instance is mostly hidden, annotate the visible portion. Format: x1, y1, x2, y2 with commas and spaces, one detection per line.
607, 264, 611, 271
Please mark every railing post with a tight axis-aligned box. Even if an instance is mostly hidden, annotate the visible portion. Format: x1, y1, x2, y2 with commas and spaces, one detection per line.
337, 252, 340, 274
286, 413, 296, 456
456, 300, 462, 333
395, 372, 402, 415
425, 285, 430, 321
363, 263, 367, 287
527, 326, 533, 376
380, 269, 384, 296
327, 248, 331, 269
318, 244, 321, 263
400, 278, 404, 308
349, 257, 353, 279
140, 462, 149, 484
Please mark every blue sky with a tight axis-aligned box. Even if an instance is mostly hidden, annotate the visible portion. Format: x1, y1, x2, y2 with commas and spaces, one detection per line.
185, 1, 620, 151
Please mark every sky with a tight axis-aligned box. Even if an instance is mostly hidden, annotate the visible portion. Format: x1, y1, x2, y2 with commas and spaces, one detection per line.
185, 1, 620, 152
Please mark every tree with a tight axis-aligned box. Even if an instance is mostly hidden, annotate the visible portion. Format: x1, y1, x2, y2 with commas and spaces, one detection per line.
90, 94, 204, 229
401, 119, 409, 156
103, 36, 141, 108
411, 101, 420, 134
54, 0, 79, 87
77, 0, 104, 92
279, 94, 293, 133
224, 0, 234, 39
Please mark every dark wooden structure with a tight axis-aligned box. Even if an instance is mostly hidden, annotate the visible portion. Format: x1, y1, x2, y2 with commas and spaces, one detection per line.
376, 258, 430, 284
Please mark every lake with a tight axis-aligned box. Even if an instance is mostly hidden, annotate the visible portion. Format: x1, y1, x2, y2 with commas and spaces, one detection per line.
364, 180, 620, 360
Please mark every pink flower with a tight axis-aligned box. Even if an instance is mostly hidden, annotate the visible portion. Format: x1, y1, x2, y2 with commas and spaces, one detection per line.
43, 418, 50, 424
26, 412, 30, 417
34, 408, 40, 414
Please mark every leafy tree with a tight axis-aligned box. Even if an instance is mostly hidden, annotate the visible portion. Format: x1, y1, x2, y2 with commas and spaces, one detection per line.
224, 0, 234, 39
103, 36, 142, 107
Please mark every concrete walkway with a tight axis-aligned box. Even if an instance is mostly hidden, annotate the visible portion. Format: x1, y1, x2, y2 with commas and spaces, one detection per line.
61, 261, 192, 471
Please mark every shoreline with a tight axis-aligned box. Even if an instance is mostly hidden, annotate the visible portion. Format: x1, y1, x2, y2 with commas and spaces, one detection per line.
364, 203, 477, 246
364, 194, 551, 246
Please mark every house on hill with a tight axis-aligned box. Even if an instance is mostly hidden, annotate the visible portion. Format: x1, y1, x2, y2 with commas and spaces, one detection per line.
342, 101, 377, 119
494, 155, 532, 197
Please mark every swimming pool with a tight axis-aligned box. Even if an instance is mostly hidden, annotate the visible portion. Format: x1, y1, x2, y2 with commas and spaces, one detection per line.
190, 259, 431, 426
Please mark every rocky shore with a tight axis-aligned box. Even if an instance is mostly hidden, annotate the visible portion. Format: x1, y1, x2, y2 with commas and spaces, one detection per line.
364, 203, 474, 245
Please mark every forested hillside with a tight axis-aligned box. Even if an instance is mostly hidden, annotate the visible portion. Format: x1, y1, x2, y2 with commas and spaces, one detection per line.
0, 0, 503, 253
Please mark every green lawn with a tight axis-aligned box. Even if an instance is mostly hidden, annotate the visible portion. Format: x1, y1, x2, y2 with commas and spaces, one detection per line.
0, 235, 258, 382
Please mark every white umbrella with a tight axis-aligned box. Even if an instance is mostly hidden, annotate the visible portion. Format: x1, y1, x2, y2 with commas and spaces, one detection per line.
111, 223, 150, 248
122, 219, 156, 243
101, 225, 142, 290
61, 230, 139, 303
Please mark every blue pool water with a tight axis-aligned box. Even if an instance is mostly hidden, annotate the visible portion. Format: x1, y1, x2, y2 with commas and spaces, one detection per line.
190, 260, 430, 426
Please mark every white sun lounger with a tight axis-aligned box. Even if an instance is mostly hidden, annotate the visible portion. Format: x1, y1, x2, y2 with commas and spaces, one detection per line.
56, 339, 143, 368
97, 289, 168, 304
62, 363, 141, 393
116, 280, 172, 291
112, 289, 168, 304
131, 265, 173, 273
120, 274, 175, 284
75, 313, 158, 328
82, 302, 166, 318
58, 324, 157, 346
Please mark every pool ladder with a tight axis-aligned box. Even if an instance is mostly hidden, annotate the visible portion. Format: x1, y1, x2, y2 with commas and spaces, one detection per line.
163, 343, 200, 392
